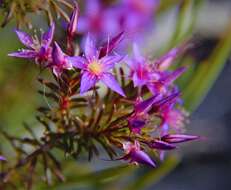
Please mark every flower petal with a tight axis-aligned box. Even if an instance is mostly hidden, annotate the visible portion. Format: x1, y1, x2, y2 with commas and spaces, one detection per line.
135, 95, 158, 113
52, 42, 66, 65
155, 48, 179, 70
100, 55, 124, 71
133, 43, 144, 62
132, 72, 146, 87
85, 34, 97, 60
41, 22, 55, 47
153, 92, 180, 110
101, 73, 126, 97
8, 50, 37, 59
80, 71, 98, 94
161, 67, 187, 85
15, 30, 34, 48
67, 56, 87, 69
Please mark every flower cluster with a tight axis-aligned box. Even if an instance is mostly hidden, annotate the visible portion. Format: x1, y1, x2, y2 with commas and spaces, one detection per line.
7, 2, 198, 170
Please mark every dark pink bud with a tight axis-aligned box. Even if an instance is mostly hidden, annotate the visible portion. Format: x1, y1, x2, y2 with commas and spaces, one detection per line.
161, 134, 199, 144
130, 150, 156, 167
148, 140, 176, 150
135, 95, 158, 113
52, 42, 66, 65
67, 6, 79, 38
153, 92, 180, 111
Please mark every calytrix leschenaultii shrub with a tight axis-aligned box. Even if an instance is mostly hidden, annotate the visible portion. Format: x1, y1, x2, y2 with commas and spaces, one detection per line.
1, 1, 199, 188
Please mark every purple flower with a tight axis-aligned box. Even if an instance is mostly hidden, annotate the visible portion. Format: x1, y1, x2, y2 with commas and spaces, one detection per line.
68, 34, 125, 96
8, 23, 55, 65
161, 134, 199, 144
122, 141, 155, 167
51, 42, 73, 76
127, 44, 151, 87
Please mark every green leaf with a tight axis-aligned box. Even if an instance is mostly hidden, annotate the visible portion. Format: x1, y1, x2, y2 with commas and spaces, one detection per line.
125, 155, 180, 190
183, 22, 231, 112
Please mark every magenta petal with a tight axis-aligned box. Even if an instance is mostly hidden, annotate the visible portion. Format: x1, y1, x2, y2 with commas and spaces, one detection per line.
155, 48, 179, 69
161, 134, 199, 144
101, 73, 126, 97
133, 43, 144, 62
85, 34, 97, 60
99, 31, 125, 58
100, 55, 123, 71
162, 67, 187, 85
41, 23, 55, 47
8, 50, 37, 59
15, 30, 34, 48
149, 140, 176, 150
52, 42, 66, 65
135, 95, 157, 113
80, 71, 98, 94
153, 92, 180, 110
130, 150, 156, 167
68, 56, 87, 69
132, 72, 146, 87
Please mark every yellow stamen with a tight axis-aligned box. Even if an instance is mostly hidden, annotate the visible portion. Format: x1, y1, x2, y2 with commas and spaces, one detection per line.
88, 60, 102, 75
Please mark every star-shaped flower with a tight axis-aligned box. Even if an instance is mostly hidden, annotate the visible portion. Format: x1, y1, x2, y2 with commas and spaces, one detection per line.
68, 34, 126, 96
8, 23, 55, 65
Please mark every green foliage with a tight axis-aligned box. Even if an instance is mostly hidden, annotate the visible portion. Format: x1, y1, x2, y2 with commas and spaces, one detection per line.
183, 22, 231, 112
